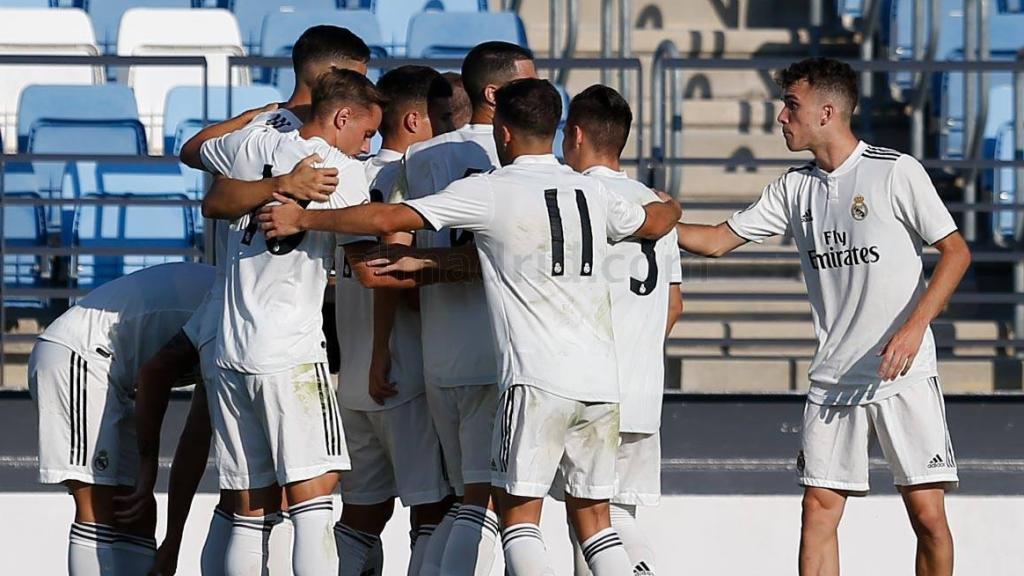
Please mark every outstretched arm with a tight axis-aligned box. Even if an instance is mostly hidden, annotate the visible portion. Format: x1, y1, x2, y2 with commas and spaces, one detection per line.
357, 243, 482, 288
633, 192, 683, 240
259, 194, 428, 238
676, 221, 748, 258
180, 102, 279, 170
201, 155, 338, 220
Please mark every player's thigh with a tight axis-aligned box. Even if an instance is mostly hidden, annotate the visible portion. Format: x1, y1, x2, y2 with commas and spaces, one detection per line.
339, 406, 398, 506
799, 400, 872, 494
254, 363, 350, 488
872, 377, 959, 490
560, 401, 620, 501
455, 384, 500, 485
209, 366, 276, 490
425, 384, 464, 492
612, 432, 661, 507
378, 395, 451, 507
491, 385, 574, 499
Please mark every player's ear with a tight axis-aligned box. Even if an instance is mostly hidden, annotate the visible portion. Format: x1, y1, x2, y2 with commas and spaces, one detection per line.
483, 84, 499, 108
572, 124, 584, 147
334, 106, 352, 130
403, 110, 419, 133
820, 103, 832, 127
501, 123, 513, 146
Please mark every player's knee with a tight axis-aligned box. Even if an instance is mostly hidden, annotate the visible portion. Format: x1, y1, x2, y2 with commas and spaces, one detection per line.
909, 505, 950, 542
800, 491, 843, 530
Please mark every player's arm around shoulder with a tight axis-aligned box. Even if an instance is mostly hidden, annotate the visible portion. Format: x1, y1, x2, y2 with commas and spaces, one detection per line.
180, 101, 280, 170
630, 189, 682, 240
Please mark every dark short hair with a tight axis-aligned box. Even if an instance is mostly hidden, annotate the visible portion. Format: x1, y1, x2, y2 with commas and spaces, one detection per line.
375, 65, 442, 137
311, 68, 387, 120
292, 25, 371, 76
566, 84, 632, 156
775, 57, 858, 118
461, 41, 534, 107
441, 72, 472, 126
494, 78, 561, 140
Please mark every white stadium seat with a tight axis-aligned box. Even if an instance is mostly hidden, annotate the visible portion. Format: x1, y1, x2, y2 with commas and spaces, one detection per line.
117, 8, 249, 155
0, 8, 104, 153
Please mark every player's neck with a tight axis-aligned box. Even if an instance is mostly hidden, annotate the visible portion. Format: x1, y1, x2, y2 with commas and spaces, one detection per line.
282, 88, 313, 123
469, 105, 493, 126
576, 152, 621, 173
380, 136, 411, 155
811, 131, 860, 173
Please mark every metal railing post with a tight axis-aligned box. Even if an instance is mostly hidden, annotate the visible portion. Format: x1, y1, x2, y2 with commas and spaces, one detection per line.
601, 0, 613, 86
618, 0, 632, 102
549, 0, 560, 66
910, 0, 941, 159
554, 0, 578, 86
1, 157, 6, 391
860, 0, 880, 140
909, 0, 925, 156
1016, 55, 1024, 243
963, 0, 979, 241
810, 0, 823, 57
651, 41, 678, 191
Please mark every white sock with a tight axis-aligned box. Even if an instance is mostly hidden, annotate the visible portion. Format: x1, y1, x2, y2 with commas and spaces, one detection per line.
502, 523, 555, 576
201, 507, 233, 576
113, 531, 157, 574
225, 513, 277, 576
580, 527, 632, 576
407, 524, 435, 576
289, 496, 337, 576
418, 504, 459, 576
68, 522, 117, 576
439, 505, 499, 576
268, 511, 293, 576
365, 538, 383, 576
611, 504, 656, 575
334, 522, 381, 576
567, 521, 591, 576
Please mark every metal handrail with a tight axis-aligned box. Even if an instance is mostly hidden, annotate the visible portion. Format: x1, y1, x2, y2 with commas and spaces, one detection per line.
909, 0, 941, 158
553, 0, 578, 87
650, 40, 679, 193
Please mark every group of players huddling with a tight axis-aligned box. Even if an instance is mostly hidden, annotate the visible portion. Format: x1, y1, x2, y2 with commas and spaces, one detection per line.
29, 22, 971, 576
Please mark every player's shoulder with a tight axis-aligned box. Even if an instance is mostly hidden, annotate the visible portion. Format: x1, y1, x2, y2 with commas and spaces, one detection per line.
861, 144, 904, 163
406, 128, 462, 160
249, 108, 302, 133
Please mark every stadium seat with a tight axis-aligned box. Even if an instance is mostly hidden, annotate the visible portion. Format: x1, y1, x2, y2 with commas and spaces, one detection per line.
3, 192, 48, 308
231, 0, 339, 54
1002, 0, 1024, 12
117, 8, 248, 155
939, 63, 1014, 159
259, 9, 388, 92
85, 0, 194, 55
17, 84, 140, 152
0, 8, 103, 153
0, 0, 56, 6
72, 192, 196, 289
405, 11, 526, 59
992, 121, 1017, 243
371, 0, 486, 55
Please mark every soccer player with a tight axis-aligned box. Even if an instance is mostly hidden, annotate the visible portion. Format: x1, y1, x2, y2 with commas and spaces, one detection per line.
198, 69, 384, 576
383, 40, 537, 576
674, 57, 970, 576
427, 72, 472, 134
28, 262, 214, 576
560, 84, 684, 576
331, 65, 453, 576
257, 77, 682, 576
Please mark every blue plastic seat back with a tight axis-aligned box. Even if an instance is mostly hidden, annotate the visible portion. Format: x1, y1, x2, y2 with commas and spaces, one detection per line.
3, 191, 48, 306
17, 84, 140, 153
163, 84, 283, 152
231, 0, 339, 54
372, 0, 485, 55
406, 11, 527, 60
937, 51, 1015, 158
992, 121, 1017, 241
86, 0, 195, 54
74, 192, 194, 289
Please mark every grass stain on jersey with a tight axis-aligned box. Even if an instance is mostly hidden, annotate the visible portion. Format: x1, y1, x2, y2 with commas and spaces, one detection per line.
290, 363, 321, 414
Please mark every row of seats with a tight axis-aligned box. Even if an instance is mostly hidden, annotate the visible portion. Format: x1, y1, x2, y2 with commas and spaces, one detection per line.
0, 7, 526, 154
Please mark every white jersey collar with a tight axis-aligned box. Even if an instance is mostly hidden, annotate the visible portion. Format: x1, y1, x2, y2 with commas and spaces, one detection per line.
813, 140, 867, 178
463, 123, 494, 135
374, 148, 403, 162
511, 154, 560, 166
581, 165, 627, 178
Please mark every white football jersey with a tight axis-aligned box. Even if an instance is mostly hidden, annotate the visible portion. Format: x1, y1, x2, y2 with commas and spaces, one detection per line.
334, 151, 424, 411
398, 124, 501, 388
202, 128, 372, 374
39, 262, 215, 392
727, 142, 957, 406
364, 148, 403, 202
583, 166, 682, 433
404, 154, 647, 402
189, 109, 303, 354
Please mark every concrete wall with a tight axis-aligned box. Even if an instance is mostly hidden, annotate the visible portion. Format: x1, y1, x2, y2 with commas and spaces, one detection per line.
3, 493, 1021, 574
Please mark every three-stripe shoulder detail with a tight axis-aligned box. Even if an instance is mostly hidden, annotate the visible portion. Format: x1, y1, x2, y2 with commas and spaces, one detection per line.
863, 146, 901, 162
786, 161, 816, 174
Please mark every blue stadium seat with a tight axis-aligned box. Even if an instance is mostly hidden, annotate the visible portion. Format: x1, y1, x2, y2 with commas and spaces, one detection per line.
939, 61, 1014, 159
2, 192, 48, 308
230, 0, 339, 54
1, 0, 56, 6
405, 11, 526, 59
1001, 0, 1024, 12
992, 121, 1017, 243
85, 0, 195, 54
372, 0, 486, 55
260, 9, 388, 92
72, 192, 196, 289
17, 84, 140, 152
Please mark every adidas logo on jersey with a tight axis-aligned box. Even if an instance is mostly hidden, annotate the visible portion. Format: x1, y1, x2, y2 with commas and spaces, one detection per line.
927, 454, 947, 469
633, 561, 655, 576
801, 208, 813, 223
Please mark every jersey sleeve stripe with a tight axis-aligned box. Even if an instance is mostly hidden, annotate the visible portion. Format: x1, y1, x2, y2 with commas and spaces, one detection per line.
725, 219, 758, 243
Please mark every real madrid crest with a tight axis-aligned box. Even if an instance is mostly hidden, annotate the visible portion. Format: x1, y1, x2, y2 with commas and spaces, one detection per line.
93, 449, 109, 471
851, 195, 868, 221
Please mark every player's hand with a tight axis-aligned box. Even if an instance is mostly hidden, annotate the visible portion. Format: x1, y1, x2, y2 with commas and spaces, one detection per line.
279, 154, 337, 203
364, 245, 433, 276
654, 189, 683, 218
241, 101, 279, 123
113, 462, 157, 525
258, 193, 304, 238
368, 346, 398, 405
146, 540, 181, 576
877, 321, 927, 381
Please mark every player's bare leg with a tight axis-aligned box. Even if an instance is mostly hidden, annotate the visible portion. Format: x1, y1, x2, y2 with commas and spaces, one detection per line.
900, 484, 954, 576
439, 483, 500, 575
496, 490, 553, 576
799, 487, 847, 576
67, 481, 157, 575
225, 484, 282, 576
336, 499, 393, 576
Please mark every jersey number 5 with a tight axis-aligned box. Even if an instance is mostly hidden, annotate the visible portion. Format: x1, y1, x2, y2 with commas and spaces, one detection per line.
545, 189, 594, 277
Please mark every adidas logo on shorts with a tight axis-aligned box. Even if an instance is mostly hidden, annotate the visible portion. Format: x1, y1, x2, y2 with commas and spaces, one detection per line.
633, 561, 655, 576
927, 454, 947, 469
